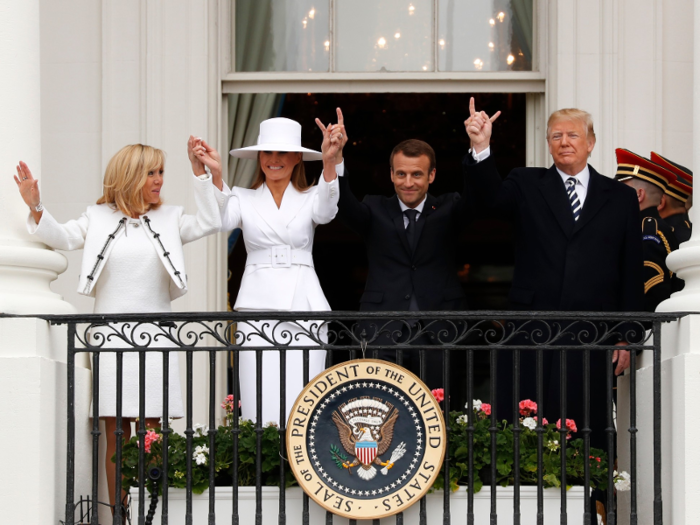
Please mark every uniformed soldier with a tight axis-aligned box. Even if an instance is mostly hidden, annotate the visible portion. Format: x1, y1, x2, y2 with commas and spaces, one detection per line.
651, 151, 693, 243
615, 149, 680, 311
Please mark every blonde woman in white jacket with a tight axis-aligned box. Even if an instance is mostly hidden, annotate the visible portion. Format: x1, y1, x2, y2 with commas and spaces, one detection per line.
192, 112, 347, 424
14, 139, 221, 512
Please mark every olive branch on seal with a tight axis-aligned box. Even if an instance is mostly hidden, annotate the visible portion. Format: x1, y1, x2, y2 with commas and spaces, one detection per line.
330, 444, 349, 470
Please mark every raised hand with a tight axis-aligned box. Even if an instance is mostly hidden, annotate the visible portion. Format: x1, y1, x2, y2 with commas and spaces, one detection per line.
464, 97, 501, 154
191, 138, 223, 189
315, 107, 348, 167
14, 161, 41, 208
188, 135, 205, 175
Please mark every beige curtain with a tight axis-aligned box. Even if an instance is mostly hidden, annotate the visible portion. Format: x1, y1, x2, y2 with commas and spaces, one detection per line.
510, 0, 533, 65
228, 0, 283, 188
227, 93, 283, 188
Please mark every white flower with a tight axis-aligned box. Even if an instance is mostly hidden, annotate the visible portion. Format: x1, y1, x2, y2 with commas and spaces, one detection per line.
265, 421, 279, 428
456, 415, 469, 425
193, 445, 209, 466
614, 471, 631, 492
522, 417, 537, 430
159, 417, 174, 427
193, 423, 208, 436
467, 399, 482, 411
547, 439, 559, 451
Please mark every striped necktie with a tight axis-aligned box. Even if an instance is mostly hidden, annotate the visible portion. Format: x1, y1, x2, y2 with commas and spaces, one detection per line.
566, 177, 581, 221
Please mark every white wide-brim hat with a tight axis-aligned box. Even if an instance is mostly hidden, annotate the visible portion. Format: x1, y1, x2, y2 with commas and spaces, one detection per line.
229, 117, 323, 161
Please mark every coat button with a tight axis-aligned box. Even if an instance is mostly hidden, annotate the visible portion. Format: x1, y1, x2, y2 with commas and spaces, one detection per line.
404, 294, 411, 300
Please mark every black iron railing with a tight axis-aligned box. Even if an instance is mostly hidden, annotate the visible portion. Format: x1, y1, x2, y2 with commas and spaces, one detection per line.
10, 310, 685, 525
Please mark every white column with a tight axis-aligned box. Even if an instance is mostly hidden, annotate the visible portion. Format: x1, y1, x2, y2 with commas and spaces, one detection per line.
658, 0, 700, 311
0, 0, 73, 314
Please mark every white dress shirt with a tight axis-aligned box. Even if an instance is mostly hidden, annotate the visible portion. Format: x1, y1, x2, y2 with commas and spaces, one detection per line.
398, 196, 427, 227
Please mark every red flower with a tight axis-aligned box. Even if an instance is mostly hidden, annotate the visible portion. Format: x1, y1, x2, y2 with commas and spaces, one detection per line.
481, 403, 492, 415
534, 416, 549, 426
519, 399, 537, 416
431, 388, 445, 403
556, 418, 578, 433
221, 394, 241, 412
137, 429, 161, 453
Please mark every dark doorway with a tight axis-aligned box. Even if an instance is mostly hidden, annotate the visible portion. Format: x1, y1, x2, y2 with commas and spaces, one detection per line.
228, 92, 524, 310
226, 92, 526, 400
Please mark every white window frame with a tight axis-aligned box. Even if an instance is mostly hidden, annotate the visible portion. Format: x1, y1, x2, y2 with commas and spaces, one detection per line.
217, 0, 548, 179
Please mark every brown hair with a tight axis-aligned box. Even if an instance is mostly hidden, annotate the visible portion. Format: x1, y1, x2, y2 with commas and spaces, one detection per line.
546, 109, 596, 141
389, 139, 436, 172
250, 152, 311, 191
96, 144, 165, 216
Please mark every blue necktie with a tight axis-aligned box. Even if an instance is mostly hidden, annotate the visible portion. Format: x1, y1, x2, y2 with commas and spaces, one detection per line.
566, 178, 581, 221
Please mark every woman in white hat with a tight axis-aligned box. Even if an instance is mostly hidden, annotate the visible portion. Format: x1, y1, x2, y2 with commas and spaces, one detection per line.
192, 110, 347, 423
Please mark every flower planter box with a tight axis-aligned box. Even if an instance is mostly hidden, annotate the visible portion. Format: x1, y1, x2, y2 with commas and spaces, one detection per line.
131, 485, 585, 524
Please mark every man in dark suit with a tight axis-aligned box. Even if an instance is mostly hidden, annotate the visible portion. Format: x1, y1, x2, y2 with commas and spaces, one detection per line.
328, 102, 501, 393
463, 105, 644, 451
614, 148, 679, 310
652, 151, 693, 244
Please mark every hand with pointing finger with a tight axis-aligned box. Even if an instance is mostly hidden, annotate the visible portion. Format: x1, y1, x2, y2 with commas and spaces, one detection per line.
464, 97, 501, 154
315, 107, 348, 167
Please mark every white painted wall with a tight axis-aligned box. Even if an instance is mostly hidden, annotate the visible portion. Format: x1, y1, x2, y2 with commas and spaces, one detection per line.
41, 0, 225, 316
546, 0, 693, 177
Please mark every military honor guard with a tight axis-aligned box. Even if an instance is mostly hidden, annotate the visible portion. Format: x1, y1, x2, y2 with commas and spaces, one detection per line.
614, 149, 680, 311
651, 151, 693, 243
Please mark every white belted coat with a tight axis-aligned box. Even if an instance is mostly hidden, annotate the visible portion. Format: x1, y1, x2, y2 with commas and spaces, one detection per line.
217, 177, 339, 423
218, 177, 338, 310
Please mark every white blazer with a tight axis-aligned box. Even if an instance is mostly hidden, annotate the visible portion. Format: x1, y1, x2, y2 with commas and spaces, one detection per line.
217, 177, 339, 311
27, 174, 221, 300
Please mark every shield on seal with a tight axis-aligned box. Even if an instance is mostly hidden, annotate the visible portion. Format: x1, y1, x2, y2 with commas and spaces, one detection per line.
355, 441, 378, 466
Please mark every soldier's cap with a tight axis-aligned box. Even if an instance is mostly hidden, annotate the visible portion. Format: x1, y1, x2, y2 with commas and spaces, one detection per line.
650, 151, 693, 203
615, 148, 675, 191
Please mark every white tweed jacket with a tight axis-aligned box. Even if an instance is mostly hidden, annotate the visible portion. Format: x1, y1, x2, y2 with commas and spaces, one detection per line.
27, 174, 221, 300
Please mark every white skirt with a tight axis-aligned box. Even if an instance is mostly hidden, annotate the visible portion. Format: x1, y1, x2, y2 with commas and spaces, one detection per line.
90, 322, 184, 419
235, 311, 328, 425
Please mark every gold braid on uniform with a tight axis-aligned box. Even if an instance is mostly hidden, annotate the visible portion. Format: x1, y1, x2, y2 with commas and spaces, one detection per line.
657, 231, 674, 277
657, 231, 672, 255
644, 261, 665, 293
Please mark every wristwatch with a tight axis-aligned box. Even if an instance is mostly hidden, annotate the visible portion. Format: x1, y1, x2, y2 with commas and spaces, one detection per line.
34, 202, 44, 213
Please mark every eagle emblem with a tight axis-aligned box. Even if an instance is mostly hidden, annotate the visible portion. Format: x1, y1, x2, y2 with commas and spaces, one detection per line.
331, 397, 407, 481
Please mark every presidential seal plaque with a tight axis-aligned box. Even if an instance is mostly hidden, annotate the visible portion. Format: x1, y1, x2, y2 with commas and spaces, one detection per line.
286, 359, 446, 520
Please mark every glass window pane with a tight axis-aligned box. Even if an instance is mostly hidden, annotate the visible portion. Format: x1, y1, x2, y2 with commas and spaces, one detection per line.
336, 0, 433, 72
438, 0, 533, 72
235, 0, 330, 72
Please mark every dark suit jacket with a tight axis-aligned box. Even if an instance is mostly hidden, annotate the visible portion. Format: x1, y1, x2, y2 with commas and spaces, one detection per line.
664, 211, 692, 244
464, 155, 644, 447
337, 162, 500, 312
465, 155, 644, 313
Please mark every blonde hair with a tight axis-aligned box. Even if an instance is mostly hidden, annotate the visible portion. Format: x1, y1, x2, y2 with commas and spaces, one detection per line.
546, 109, 596, 141
250, 152, 311, 192
97, 144, 165, 216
